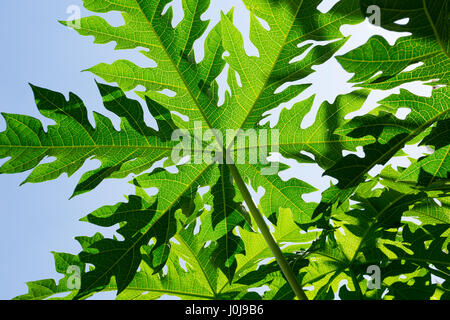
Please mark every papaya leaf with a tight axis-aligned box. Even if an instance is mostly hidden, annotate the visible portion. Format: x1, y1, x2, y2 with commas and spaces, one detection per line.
3, 0, 449, 300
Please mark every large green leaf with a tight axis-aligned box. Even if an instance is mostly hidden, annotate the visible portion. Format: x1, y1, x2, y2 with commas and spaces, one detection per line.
57, 0, 367, 294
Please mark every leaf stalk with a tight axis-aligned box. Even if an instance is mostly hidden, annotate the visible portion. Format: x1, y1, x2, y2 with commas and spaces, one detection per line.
227, 163, 308, 300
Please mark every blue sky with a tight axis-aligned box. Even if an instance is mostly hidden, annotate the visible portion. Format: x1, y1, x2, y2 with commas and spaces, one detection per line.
0, 0, 431, 300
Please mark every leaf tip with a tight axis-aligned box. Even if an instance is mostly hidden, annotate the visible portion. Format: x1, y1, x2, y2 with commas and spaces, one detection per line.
58, 20, 68, 27
221, 7, 234, 22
